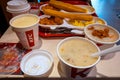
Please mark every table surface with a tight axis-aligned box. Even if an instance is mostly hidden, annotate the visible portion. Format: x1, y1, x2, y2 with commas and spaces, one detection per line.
0, 26, 120, 78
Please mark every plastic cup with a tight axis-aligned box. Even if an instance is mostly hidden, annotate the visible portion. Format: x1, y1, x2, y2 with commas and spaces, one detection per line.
20, 49, 54, 77
57, 37, 101, 79
6, 0, 31, 17
9, 14, 41, 49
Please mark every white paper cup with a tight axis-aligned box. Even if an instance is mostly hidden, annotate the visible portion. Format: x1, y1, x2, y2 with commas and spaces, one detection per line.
6, 0, 30, 17
10, 14, 41, 49
20, 49, 54, 77
57, 37, 100, 79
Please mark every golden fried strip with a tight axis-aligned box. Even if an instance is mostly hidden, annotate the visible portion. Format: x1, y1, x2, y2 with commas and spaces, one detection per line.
43, 9, 93, 21
49, 0, 87, 13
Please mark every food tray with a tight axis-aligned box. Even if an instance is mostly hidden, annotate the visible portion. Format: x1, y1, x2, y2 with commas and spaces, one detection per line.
38, 1, 97, 38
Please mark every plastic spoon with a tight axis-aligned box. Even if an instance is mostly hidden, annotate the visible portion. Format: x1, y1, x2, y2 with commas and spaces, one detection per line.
71, 30, 84, 34
91, 45, 120, 57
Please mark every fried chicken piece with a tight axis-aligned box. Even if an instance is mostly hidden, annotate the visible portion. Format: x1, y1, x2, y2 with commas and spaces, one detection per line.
92, 28, 109, 38
54, 17, 63, 25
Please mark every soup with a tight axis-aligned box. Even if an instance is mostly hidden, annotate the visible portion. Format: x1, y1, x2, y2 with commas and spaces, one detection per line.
59, 38, 99, 67
11, 15, 38, 28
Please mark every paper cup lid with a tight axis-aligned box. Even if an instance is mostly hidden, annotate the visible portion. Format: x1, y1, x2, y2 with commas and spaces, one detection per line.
20, 49, 53, 77
7, 0, 28, 7
6, 4, 31, 13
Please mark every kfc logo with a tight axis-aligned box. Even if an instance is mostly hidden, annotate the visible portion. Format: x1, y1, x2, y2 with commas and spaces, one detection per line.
71, 68, 91, 78
25, 30, 35, 47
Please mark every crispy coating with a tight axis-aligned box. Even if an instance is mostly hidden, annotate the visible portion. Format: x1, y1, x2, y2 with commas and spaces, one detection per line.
42, 4, 59, 11
43, 9, 93, 21
89, 27, 110, 38
49, 0, 87, 13
39, 16, 63, 25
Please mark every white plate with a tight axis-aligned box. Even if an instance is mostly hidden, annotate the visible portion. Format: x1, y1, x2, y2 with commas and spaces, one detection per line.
60, 5, 95, 14
84, 24, 120, 44
39, 4, 48, 12
40, 4, 95, 14
39, 15, 66, 29
65, 17, 107, 30
39, 15, 107, 30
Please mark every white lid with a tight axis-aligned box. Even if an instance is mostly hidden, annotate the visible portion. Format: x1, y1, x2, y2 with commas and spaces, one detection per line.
6, 4, 31, 13
20, 49, 53, 77
6, 0, 30, 13
7, 0, 28, 7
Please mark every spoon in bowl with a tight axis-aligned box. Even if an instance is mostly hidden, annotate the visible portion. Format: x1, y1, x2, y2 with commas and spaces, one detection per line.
91, 45, 120, 57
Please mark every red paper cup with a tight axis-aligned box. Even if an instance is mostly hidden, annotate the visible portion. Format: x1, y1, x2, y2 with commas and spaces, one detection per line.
10, 14, 42, 49
57, 37, 101, 79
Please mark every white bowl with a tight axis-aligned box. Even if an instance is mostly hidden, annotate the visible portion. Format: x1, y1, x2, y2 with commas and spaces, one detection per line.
84, 24, 120, 44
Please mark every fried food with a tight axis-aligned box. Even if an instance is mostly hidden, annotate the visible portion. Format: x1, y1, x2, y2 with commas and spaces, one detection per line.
88, 26, 110, 39
49, 0, 87, 13
39, 16, 63, 25
42, 4, 55, 10
41, 4, 59, 11
43, 9, 93, 21
68, 19, 94, 27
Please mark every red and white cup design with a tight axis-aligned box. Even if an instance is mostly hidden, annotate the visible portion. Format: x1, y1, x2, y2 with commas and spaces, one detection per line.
10, 14, 41, 49
57, 37, 101, 79
59, 60, 93, 79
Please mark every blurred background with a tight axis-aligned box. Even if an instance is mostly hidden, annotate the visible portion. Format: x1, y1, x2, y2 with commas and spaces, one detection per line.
91, 0, 120, 44
91, 0, 120, 32
0, 0, 39, 38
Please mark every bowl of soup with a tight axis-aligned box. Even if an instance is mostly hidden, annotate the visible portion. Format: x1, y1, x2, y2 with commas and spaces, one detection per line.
56, 37, 101, 78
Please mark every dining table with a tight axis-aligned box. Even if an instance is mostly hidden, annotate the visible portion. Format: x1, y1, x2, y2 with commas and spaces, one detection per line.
0, 0, 120, 78
0, 25, 120, 78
